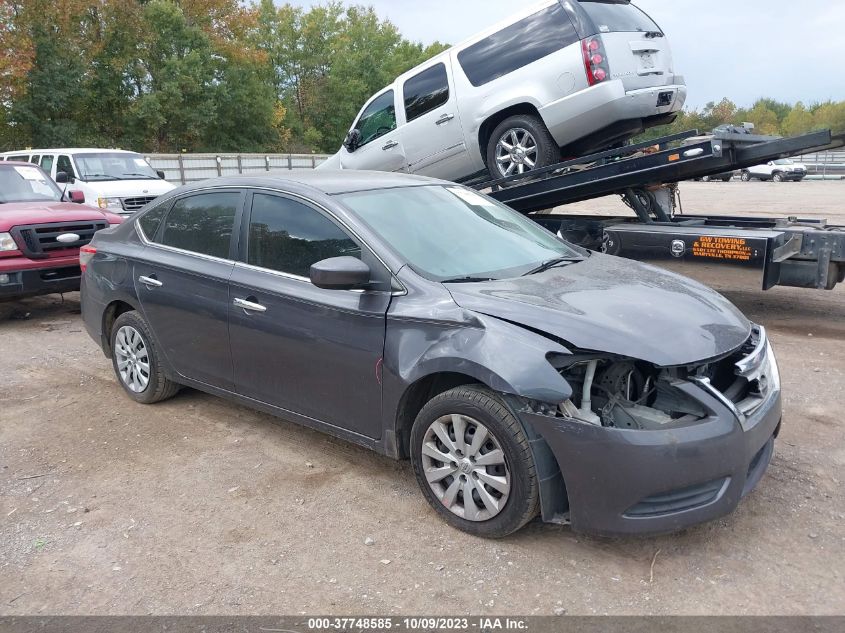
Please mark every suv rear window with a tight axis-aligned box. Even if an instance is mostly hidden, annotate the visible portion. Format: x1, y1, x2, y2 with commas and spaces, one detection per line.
457, 3, 578, 87
580, 1, 661, 34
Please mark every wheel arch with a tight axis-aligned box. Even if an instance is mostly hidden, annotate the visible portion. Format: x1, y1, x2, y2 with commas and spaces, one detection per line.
393, 371, 487, 459
102, 298, 141, 355
477, 103, 543, 167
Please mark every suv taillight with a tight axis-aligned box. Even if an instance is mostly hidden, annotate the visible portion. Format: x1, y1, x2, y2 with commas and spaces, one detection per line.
582, 37, 609, 86
79, 245, 96, 272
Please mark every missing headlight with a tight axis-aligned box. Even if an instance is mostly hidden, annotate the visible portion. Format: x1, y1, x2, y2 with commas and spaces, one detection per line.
553, 357, 708, 430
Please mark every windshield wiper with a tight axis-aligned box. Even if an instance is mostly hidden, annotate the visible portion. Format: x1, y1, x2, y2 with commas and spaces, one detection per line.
522, 257, 582, 277
442, 276, 496, 284
82, 174, 120, 181
122, 173, 158, 180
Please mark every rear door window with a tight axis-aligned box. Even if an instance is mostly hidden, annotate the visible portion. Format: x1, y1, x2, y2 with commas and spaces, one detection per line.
158, 192, 240, 259
137, 203, 171, 241
457, 4, 579, 87
580, 1, 661, 34
246, 193, 361, 278
8, 155, 29, 162
403, 63, 450, 123
40, 155, 54, 175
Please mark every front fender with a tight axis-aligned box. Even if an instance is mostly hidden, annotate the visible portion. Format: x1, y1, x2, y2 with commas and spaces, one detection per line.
381, 303, 575, 450
396, 313, 573, 402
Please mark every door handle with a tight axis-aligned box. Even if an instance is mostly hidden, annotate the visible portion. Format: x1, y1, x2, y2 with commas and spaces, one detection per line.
382, 140, 399, 150
233, 297, 267, 313
138, 275, 163, 288
436, 113, 455, 125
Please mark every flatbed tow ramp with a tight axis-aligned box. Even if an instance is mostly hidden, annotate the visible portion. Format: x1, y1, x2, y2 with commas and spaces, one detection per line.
472, 129, 845, 290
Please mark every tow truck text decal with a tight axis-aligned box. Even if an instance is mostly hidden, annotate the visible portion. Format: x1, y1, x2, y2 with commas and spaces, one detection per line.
692, 236, 754, 262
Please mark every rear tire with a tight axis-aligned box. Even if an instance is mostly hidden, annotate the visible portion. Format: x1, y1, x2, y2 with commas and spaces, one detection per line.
410, 386, 540, 538
110, 311, 180, 404
721, 175, 733, 182
701, 175, 712, 182
486, 114, 558, 181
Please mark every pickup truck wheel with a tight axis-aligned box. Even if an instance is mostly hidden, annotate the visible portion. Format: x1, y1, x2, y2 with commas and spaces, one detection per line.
740, 171, 752, 182
110, 311, 180, 404
410, 386, 539, 538
487, 115, 558, 180
772, 172, 785, 182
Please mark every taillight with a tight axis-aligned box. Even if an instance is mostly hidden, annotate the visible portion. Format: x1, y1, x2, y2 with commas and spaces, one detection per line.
582, 37, 610, 86
79, 245, 97, 272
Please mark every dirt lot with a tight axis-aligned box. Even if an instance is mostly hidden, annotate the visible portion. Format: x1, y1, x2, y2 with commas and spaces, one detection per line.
1, 181, 844, 616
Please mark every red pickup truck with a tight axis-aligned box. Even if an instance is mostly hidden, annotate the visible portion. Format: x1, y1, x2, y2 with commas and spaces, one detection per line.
0, 161, 123, 300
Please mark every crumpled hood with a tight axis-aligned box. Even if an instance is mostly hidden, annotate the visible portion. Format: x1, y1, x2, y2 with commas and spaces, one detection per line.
446, 254, 751, 367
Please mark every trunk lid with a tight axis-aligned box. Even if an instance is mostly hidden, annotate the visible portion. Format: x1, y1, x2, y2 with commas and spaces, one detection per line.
578, 1, 675, 91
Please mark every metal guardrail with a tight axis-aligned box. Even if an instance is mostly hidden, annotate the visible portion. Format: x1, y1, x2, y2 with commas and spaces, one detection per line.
146, 153, 332, 185
797, 150, 845, 177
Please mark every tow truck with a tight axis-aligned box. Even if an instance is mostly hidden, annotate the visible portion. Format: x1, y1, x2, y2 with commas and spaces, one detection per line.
471, 128, 845, 290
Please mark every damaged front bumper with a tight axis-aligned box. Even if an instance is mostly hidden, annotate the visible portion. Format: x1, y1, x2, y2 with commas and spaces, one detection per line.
515, 331, 782, 537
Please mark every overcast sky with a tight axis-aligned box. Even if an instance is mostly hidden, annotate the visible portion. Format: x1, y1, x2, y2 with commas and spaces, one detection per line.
286, 0, 845, 109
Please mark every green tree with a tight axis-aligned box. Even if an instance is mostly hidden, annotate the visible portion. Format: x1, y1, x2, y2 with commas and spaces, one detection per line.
6, 0, 90, 146
812, 101, 845, 134
781, 102, 816, 137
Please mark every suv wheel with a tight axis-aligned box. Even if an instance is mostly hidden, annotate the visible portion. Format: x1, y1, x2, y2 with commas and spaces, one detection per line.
410, 386, 539, 538
772, 172, 785, 182
110, 311, 180, 404
741, 171, 752, 182
487, 115, 558, 180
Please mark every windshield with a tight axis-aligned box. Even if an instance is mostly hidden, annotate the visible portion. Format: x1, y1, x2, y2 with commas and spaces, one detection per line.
580, 1, 662, 34
75, 152, 158, 181
773, 159, 794, 165
338, 185, 583, 281
0, 164, 62, 204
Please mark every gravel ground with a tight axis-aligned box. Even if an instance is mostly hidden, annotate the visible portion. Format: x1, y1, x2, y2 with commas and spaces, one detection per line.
1, 181, 843, 616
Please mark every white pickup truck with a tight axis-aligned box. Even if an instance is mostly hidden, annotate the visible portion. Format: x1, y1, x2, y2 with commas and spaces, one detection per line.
741, 158, 807, 182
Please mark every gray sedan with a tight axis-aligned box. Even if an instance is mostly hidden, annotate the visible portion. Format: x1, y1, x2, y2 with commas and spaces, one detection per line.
80, 172, 782, 537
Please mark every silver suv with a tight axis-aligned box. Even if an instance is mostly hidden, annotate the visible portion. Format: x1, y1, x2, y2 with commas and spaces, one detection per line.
319, 0, 686, 182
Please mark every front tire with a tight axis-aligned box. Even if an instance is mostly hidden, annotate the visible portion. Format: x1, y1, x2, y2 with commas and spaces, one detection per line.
486, 114, 558, 181
772, 172, 785, 182
741, 171, 752, 182
110, 311, 180, 404
410, 386, 540, 538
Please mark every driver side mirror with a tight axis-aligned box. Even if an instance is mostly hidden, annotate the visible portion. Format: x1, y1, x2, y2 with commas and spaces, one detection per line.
310, 257, 371, 290
55, 170, 72, 184
156, 170, 166, 180
343, 129, 362, 153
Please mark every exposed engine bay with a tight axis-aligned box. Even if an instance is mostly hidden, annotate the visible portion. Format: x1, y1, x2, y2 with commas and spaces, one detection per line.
542, 326, 773, 430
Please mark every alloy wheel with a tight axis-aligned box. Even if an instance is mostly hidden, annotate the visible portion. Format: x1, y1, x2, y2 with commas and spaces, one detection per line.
114, 325, 151, 393
420, 414, 511, 521
495, 128, 538, 177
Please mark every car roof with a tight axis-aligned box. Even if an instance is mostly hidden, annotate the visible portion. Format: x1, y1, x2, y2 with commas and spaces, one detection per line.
0, 148, 137, 155
180, 170, 449, 196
